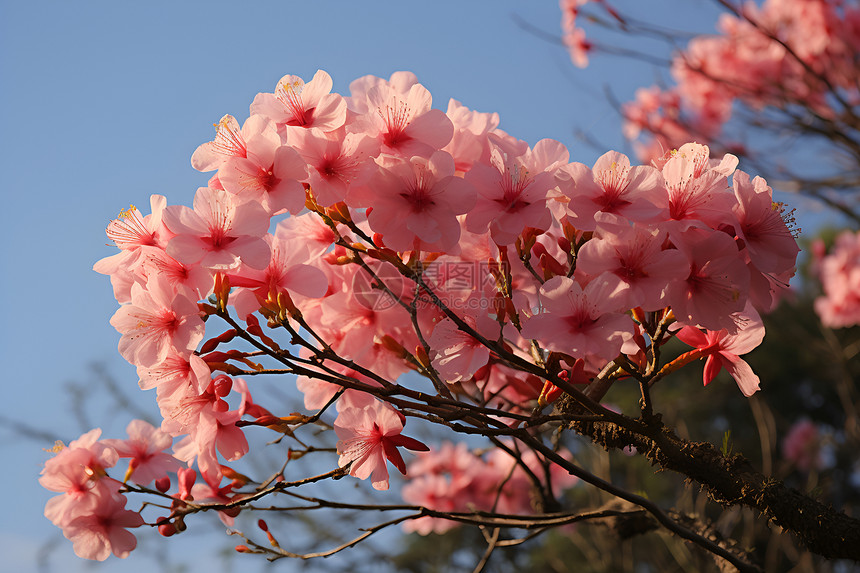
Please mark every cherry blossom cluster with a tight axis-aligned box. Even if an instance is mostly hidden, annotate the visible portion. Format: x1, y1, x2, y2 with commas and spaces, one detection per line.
43, 68, 800, 561
560, 0, 593, 68
401, 441, 578, 535
813, 229, 860, 328
612, 0, 860, 161
39, 422, 176, 560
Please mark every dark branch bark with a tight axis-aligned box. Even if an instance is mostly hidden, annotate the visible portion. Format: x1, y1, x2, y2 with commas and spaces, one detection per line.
558, 398, 860, 561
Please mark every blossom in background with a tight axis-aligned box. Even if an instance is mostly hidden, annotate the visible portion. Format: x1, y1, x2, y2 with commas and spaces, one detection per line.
814, 230, 860, 328
782, 419, 833, 472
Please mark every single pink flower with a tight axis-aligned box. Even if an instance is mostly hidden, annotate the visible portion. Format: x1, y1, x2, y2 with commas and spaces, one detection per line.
347, 71, 419, 114
443, 99, 499, 173
465, 145, 556, 245
162, 187, 272, 270
662, 147, 738, 229
167, 376, 251, 485
564, 150, 666, 230
191, 115, 250, 173
227, 232, 328, 318
103, 195, 170, 251
521, 274, 635, 360
40, 429, 118, 497
109, 276, 205, 368
217, 116, 309, 215
353, 80, 453, 158
428, 305, 499, 383
139, 351, 211, 396
102, 420, 182, 485
334, 393, 428, 490
782, 420, 830, 472
354, 151, 476, 253
62, 492, 144, 561
576, 213, 689, 310
664, 227, 750, 332
250, 69, 347, 135
732, 170, 799, 275
563, 26, 592, 68
290, 127, 379, 207
675, 307, 765, 397
273, 213, 338, 259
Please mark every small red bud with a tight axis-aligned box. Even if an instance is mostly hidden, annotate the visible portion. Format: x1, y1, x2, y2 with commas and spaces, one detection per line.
155, 476, 171, 493
258, 519, 269, 532
235, 545, 252, 553
214, 376, 232, 397
223, 506, 242, 518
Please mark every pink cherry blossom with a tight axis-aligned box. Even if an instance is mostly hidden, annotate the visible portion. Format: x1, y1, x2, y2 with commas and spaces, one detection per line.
732, 170, 799, 275
94, 195, 174, 304
403, 441, 578, 534
465, 145, 556, 245
167, 376, 251, 484
273, 213, 338, 259
443, 99, 500, 172
468, 363, 546, 415
109, 276, 205, 368
290, 126, 379, 207
564, 150, 666, 230
354, 151, 476, 253
334, 392, 428, 490
250, 70, 347, 135
217, 116, 309, 215
664, 227, 750, 332
662, 148, 739, 230
103, 195, 170, 251
102, 420, 182, 485
814, 229, 860, 328
563, 26, 592, 68
346, 71, 419, 114
129, 246, 214, 301
782, 419, 831, 472
228, 232, 328, 318
521, 274, 635, 360
428, 307, 499, 383
138, 351, 211, 400
62, 492, 144, 561
40, 429, 118, 499
401, 443, 497, 534
675, 307, 765, 397
41, 429, 126, 534
577, 213, 690, 310
353, 80, 453, 158
163, 187, 272, 270
191, 115, 250, 173
188, 474, 244, 526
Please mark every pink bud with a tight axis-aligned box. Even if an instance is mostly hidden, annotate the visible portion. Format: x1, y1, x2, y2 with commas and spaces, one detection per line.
178, 468, 197, 500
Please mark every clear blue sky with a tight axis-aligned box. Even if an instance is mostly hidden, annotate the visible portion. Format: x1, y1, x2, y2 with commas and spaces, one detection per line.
0, 1, 839, 571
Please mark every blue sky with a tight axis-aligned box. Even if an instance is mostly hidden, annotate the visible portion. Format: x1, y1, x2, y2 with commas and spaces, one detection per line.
0, 1, 842, 571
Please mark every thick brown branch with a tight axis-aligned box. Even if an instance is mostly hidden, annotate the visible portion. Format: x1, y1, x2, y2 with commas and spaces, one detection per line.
560, 401, 860, 561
